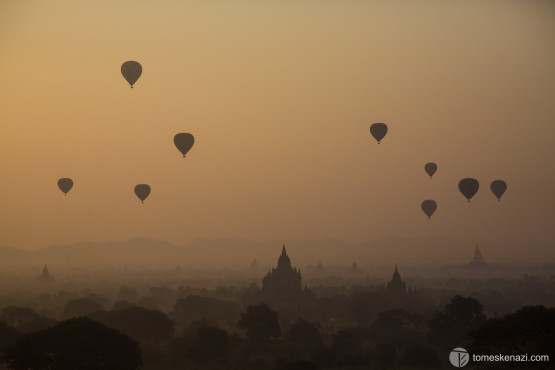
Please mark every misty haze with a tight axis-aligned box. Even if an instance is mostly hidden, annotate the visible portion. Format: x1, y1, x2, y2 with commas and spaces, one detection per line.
1, 1, 554, 369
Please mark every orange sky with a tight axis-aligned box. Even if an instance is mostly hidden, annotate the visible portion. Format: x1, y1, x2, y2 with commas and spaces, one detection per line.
1, 0, 554, 255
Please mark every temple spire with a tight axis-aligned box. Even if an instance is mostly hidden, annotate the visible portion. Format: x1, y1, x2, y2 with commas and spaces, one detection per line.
277, 244, 291, 268
37, 264, 54, 282
392, 265, 401, 280
387, 265, 406, 293
473, 244, 484, 262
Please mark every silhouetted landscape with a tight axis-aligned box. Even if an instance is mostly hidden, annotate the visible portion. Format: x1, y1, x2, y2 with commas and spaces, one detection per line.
1, 240, 554, 369
2, 0, 554, 369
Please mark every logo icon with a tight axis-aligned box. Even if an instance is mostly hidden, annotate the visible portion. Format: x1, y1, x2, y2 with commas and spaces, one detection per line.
449, 347, 469, 367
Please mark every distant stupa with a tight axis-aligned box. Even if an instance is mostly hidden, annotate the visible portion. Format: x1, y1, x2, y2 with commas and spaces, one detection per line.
467, 244, 489, 269
386, 265, 406, 293
36, 264, 54, 282
249, 258, 260, 271
315, 260, 325, 274
350, 261, 359, 272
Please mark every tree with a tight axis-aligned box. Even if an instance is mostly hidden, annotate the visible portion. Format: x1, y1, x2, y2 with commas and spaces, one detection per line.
171, 295, 240, 331
94, 307, 174, 343
237, 303, 281, 341
194, 324, 228, 359
113, 300, 136, 310
351, 292, 382, 324
0, 321, 20, 351
329, 330, 367, 367
2, 317, 141, 369
36, 293, 53, 310
370, 309, 426, 345
137, 296, 159, 310
188, 321, 228, 361
54, 290, 79, 307
149, 287, 175, 312
371, 343, 396, 369
117, 286, 138, 302
468, 306, 555, 369
284, 319, 323, 347
83, 292, 109, 309
428, 295, 486, 349
0, 306, 56, 334
0, 307, 40, 330
169, 320, 229, 363
63, 298, 103, 318
400, 344, 441, 368
276, 360, 320, 370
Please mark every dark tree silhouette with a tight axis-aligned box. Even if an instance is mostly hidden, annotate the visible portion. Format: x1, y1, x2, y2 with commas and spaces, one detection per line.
428, 295, 486, 349
371, 343, 396, 369
0, 321, 20, 351
117, 286, 138, 302
237, 303, 281, 341
137, 296, 159, 310
149, 286, 175, 312
0, 306, 56, 334
62, 298, 103, 318
94, 307, 174, 343
399, 343, 441, 368
112, 300, 136, 310
171, 295, 240, 330
187, 321, 228, 361
276, 360, 320, 370
370, 309, 426, 345
54, 290, 79, 307
2, 317, 141, 369
329, 330, 368, 367
83, 292, 109, 308
284, 319, 323, 347
0, 307, 41, 330
468, 306, 555, 369
36, 293, 53, 309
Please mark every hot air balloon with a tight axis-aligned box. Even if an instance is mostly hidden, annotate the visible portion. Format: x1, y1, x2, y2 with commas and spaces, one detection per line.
58, 178, 73, 196
421, 200, 437, 219
425, 162, 437, 179
134, 184, 151, 204
370, 123, 388, 144
174, 133, 195, 158
121, 61, 142, 88
490, 180, 507, 201
458, 178, 479, 202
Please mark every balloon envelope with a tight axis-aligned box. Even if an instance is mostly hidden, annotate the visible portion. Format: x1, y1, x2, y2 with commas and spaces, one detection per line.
174, 133, 195, 157
421, 200, 437, 219
425, 162, 437, 178
58, 178, 73, 196
490, 180, 507, 200
458, 178, 479, 202
134, 184, 151, 203
121, 61, 142, 88
370, 123, 388, 144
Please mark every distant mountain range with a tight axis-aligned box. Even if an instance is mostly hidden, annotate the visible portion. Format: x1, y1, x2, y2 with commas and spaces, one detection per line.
0, 236, 543, 269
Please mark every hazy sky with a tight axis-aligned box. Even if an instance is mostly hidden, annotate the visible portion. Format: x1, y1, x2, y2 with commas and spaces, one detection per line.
1, 0, 554, 253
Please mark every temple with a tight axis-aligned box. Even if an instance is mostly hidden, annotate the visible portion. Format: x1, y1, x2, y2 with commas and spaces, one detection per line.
261, 245, 311, 303
315, 260, 325, 274
386, 265, 406, 293
467, 244, 489, 269
249, 258, 260, 271
36, 264, 54, 282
